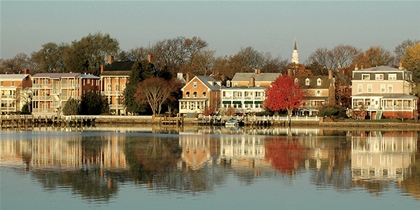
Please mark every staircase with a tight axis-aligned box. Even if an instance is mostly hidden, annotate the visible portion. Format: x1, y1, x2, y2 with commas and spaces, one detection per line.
375, 110, 383, 120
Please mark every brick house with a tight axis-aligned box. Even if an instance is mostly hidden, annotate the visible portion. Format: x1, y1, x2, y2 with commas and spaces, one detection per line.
179, 76, 221, 117
0, 70, 32, 114
288, 69, 336, 116
351, 65, 418, 119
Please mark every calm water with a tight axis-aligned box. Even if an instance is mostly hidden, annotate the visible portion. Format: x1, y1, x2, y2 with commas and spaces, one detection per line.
1, 126, 420, 210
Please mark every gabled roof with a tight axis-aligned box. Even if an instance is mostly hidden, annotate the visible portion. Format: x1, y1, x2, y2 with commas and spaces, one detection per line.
232, 73, 281, 82
0, 74, 30, 80
355, 66, 406, 72
181, 76, 221, 91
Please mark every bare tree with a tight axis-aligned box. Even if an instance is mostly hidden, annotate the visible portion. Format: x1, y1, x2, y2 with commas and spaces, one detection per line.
395, 39, 420, 63
134, 77, 175, 116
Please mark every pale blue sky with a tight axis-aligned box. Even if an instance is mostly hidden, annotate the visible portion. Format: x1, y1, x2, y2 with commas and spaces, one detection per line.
1, 1, 419, 63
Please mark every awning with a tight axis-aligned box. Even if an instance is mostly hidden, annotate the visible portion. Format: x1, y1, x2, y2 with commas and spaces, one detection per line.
233, 101, 242, 104
222, 101, 232, 104
254, 101, 263, 104
244, 101, 253, 104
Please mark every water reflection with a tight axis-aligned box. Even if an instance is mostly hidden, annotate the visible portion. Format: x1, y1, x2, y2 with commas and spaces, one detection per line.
1, 127, 419, 202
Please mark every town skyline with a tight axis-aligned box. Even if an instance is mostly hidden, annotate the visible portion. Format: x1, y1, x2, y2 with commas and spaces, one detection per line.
2, 1, 419, 62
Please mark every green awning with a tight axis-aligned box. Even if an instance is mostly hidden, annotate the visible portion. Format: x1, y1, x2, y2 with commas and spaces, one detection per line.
244, 101, 253, 104
254, 101, 263, 104
233, 101, 242, 104
222, 101, 232, 104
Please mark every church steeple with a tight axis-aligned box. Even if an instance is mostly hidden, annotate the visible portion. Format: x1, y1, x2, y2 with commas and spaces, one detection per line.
291, 37, 299, 64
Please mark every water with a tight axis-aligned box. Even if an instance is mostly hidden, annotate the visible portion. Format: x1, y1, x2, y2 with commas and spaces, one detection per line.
1, 126, 419, 209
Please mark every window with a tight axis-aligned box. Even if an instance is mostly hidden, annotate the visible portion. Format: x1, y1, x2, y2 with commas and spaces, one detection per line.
193, 82, 198, 88
357, 84, 363, 93
367, 84, 372, 93
186, 91, 190, 98
388, 84, 393, 93
380, 84, 386, 93
203, 92, 206, 97
256, 83, 260, 87
11, 81, 15, 86
193, 92, 197, 98
0, 81, 3, 86
316, 90, 321, 96
375, 74, 384, 80
317, 78, 322, 86
87, 79, 90, 84
388, 74, 396, 80
305, 78, 310, 86
362, 74, 370, 80
294, 78, 298, 84
115, 84, 120, 91
107, 84, 112, 91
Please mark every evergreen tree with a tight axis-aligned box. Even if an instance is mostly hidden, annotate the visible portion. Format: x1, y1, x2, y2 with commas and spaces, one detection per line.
62, 98, 79, 115
81, 89, 109, 115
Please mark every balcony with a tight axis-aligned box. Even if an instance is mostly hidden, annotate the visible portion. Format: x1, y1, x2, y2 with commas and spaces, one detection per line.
33, 84, 52, 89
32, 96, 52, 101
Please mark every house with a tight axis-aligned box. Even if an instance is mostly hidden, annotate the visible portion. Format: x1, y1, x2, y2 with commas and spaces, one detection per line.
100, 56, 133, 115
351, 64, 417, 119
220, 69, 280, 114
179, 76, 221, 117
289, 69, 335, 116
0, 69, 32, 114
31, 72, 100, 116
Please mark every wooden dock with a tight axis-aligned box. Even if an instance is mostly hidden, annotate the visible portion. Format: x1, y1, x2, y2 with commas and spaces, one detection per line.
0, 114, 95, 128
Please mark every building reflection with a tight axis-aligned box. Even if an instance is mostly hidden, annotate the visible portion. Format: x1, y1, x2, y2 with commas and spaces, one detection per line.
351, 131, 416, 183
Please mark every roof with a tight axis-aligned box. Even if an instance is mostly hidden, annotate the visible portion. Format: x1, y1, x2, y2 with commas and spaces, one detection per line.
196, 76, 221, 91
0, 74, 30, 80
231, 73, 281, 82
221, 86, 266, 90
294, 76, 332, 89
100, 71, 131, 76
354, 66, 406, 72
352, 93, 418, 99
104, 61, 135, 71
32, 73, 99, 79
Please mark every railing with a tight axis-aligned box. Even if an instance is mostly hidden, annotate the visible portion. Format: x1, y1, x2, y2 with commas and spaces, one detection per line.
32, 84, 52, 88
32, 96, 52, 101
1, 95, 15, 99
197, 115, 320, 122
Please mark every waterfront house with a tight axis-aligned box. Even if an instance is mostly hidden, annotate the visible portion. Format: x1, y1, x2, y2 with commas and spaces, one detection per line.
179, 76, 221, 117
0, 69, 32, 114
351, 64, 418, 119
31, 72, 100, 116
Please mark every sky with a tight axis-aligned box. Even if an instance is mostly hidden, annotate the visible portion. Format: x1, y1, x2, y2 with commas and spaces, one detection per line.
1, 0, 420, 63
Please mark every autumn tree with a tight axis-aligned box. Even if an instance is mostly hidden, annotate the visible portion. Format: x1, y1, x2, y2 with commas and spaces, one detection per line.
0, 53, 31, 74
354, 46, 394, 68
265, 138, 305, 175
394, 39, 420, 63
264, 74, 305, 126
134, 77, 175, 116
401, 43, 420, 83
307, 45, 360, 73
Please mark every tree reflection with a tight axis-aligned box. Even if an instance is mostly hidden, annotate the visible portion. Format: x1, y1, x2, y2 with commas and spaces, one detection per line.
265, 137, 304, 175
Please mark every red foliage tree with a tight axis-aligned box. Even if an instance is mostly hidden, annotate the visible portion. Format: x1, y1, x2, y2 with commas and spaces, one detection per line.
265, 138, 305, 175
264, 74, 305, 125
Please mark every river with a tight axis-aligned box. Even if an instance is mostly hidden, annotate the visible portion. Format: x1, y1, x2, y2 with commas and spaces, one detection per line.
1, 125, 419, 209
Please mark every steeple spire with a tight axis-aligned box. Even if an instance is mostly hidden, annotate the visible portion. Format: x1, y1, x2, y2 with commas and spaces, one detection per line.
291, 37, 299, 64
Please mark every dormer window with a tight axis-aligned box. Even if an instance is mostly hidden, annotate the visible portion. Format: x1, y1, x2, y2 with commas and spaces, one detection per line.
375, 74, 384, 80
317, 78, 322, 86
305, 78, 310, 86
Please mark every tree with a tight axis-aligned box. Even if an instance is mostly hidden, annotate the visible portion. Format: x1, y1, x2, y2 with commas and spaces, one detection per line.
0, 53, 31, 74
63, 32, 120, 75
81, 89, 109, 115
394, 39, 420, 63
122, 60, 157, 114
264, 74, 306, 126
134, 77, 175, 116
62, 98, 79, 115
354, 46, 394, 68
401, 43, 420, 83
30, 42, 68, 73
307, 45, 360, 72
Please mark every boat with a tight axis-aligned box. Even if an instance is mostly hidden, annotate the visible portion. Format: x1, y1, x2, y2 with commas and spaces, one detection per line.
225, 118, 243, 127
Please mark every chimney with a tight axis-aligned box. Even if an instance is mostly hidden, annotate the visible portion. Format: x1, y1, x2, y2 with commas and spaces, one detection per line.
23, 69, 30, 74
354, 63, 359, 70
287, 69, 293, 77
186, 73, 190, 83
254, 69, 261, 74
360, 64, 364, 69
399, 62, 404, 70
328, 69, 333, 79
249, 77, 255, 87
108, 55, 114, 64
100, 65, 104, 74
147, 55, 154, 63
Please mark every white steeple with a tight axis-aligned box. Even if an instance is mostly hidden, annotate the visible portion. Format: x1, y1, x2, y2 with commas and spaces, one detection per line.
291, 37, 299, 64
